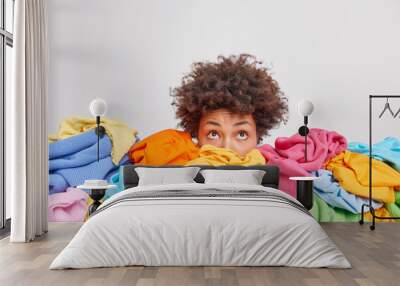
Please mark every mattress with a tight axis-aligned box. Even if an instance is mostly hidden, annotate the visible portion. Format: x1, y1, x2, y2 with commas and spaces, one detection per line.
50, 183, 351, 269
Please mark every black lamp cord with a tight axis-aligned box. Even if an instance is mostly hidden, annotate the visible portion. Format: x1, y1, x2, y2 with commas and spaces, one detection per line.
96, 115, 100, 162
304, 116, 308, 162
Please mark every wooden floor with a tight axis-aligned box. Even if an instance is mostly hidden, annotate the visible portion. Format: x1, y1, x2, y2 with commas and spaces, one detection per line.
0, 223, 399, 286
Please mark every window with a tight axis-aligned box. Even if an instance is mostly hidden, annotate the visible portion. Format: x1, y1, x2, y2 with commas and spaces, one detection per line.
0, 0, 14, 232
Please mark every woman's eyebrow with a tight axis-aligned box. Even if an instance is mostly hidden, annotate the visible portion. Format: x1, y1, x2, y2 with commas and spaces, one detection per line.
234, 121, 251, 126
205, 120, 221, 126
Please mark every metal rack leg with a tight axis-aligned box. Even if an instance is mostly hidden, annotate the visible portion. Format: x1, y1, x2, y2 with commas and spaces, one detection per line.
370, 207, 376, 231
359, 204, 366, 225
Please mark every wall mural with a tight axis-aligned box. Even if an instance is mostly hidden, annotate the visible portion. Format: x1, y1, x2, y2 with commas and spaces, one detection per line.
48, 55, 400, 222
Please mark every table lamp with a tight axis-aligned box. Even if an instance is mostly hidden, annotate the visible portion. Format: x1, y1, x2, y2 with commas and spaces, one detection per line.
78, 98, 116, 215
297, 99, 314, 162
291, 100, 316, 210
89, 98, 107, 162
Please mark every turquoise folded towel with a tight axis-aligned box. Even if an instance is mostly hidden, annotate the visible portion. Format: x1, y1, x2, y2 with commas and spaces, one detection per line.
348, 137, 400, 171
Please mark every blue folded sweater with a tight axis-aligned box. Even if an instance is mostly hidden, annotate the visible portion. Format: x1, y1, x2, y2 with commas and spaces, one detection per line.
49, 130, 129, 194
312, 169, 383, 214
49, 131, 112, 171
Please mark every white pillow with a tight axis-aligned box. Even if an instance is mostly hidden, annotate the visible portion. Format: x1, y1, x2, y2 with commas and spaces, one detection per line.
135, 167, 201, 186
200, 169, 266, 185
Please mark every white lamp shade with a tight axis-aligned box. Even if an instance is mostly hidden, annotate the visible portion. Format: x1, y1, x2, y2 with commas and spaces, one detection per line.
297, 99, 314, 116
89, 98, 107, 117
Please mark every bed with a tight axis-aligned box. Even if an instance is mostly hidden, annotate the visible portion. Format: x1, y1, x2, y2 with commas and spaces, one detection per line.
50, 165, 351, 269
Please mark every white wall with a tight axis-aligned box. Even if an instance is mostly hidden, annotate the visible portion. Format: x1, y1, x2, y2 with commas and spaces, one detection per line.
47, 0, 400, 144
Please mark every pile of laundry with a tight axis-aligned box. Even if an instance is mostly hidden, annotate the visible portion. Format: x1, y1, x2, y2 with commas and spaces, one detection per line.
49, 122, 400, 223
48, 117, 137, 222
128, 129, 266, 166
126, 128, 400, 222
258, 130, 400, 222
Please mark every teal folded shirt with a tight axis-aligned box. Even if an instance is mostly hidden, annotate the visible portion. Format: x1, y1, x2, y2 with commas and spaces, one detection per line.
103, 166, 125, 200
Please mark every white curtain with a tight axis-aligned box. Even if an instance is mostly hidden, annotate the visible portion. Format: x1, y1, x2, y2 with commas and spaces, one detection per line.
8, 0, 48, 242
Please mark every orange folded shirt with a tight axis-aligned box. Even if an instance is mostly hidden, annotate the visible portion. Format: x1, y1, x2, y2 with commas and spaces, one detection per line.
128, 129, 199, 166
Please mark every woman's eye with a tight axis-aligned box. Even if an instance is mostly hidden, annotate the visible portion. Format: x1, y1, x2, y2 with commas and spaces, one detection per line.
207, 131, 220, 140
237, 131, 248, 140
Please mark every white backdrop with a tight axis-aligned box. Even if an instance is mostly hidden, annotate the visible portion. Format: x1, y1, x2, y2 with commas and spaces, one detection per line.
47, 0, 400, 144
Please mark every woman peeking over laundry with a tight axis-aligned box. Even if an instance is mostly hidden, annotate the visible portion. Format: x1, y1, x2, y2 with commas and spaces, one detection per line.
129, 54, 288, 166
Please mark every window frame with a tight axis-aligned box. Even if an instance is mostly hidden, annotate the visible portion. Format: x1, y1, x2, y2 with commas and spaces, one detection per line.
0, 0, 14, 232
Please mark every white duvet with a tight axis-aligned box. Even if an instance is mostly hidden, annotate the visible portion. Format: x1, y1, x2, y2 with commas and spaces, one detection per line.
50, 183, 351, 269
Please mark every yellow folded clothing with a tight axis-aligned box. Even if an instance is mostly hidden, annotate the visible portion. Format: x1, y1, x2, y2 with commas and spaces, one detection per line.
49, 117, 137, 164
365, 207, 395, 222
325, 151, 400, 203
186, 144, 266, 166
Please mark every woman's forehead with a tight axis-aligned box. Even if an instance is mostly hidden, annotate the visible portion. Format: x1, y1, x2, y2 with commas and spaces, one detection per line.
201, 109, 255, 123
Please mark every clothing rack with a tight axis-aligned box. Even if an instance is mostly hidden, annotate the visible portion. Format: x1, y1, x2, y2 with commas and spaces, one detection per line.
359, 95, 400, 230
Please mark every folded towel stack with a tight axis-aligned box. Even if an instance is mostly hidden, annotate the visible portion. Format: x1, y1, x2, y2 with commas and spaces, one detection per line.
48, 117, 136, 221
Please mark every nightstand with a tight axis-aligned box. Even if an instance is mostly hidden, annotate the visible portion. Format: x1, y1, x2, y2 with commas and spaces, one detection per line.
78, 180, 117, 215
289, 176, 318, 210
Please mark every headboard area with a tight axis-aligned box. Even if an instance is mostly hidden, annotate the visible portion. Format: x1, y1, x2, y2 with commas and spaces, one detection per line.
122, 165, 280, 190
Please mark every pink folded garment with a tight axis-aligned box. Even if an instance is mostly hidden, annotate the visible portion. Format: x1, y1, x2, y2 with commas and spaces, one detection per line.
258, 128, 347, 197
48, 188, 89, 222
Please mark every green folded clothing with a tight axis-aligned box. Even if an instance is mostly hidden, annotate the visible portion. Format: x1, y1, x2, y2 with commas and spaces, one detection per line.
310, 193, 361, 222
386, 191, 400, 219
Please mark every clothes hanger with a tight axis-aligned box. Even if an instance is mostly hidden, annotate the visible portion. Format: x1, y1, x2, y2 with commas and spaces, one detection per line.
378, 97, 395, 118
394, 106, 400, 118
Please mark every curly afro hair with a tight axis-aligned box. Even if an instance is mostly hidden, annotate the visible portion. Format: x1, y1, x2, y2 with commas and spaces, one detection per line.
171, 54, 288, 140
